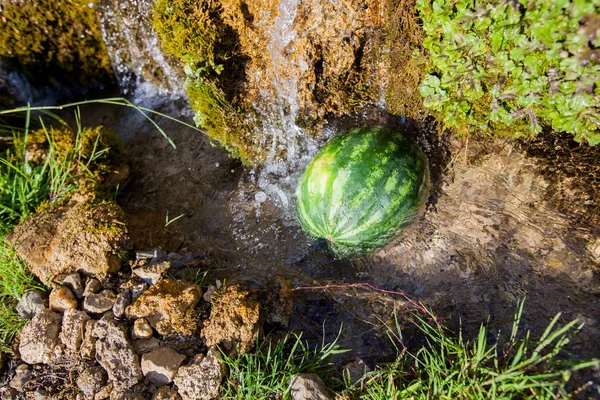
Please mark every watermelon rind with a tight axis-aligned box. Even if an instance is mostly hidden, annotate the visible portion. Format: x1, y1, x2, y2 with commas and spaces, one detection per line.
295, 126, 426, 257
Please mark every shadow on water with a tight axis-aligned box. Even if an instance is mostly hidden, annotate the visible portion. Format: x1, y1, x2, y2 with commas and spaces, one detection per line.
72, 97, 599, 370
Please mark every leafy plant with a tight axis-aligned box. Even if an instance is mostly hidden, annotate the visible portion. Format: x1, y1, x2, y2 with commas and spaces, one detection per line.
417, 0, 600, 145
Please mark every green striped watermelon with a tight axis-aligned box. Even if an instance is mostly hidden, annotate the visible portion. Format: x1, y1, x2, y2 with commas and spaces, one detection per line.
295, 126, 425, 257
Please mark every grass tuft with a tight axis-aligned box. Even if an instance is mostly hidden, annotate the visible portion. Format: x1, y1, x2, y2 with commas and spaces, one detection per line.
221, 330, 346, 399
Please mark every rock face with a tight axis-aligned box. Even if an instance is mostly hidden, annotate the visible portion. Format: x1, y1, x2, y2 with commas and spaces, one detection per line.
141, 347, 186, 385
202, 284, 261, 354
173, 348, 225, 400
288, 373, 333, 400
5, 195, 129, 284
19, 309, 63, 365
126, 279, 202, 336
93, 316, 142, 391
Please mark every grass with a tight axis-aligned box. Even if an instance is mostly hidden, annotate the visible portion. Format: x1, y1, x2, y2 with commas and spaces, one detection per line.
217, 302, 598, 399
347, 301, 599, 399
221, 330, 346, 399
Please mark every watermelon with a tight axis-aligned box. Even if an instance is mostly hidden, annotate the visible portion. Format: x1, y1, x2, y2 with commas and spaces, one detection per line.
295, 126, 425, 257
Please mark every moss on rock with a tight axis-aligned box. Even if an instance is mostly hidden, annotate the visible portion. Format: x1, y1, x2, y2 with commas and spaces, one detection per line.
0, 0, 112, 83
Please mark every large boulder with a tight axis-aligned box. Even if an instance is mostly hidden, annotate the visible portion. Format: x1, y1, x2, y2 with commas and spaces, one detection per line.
5, 195, 129, 284
126, 279, 202, 336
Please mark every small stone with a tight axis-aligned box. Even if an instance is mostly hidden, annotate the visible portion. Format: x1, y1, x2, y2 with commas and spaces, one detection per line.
49, 286, 78, 312
126, 279, 202, 336
132, 318, 153, 339
131, 282, 149, 301
93, 382, 112, 400
0, 386, 18, 399
588, 238, 600, 263
141, 347, 186, 386
9, 364, 32, 390
133, 338, 161, 355
174, 348, 226, 400
83, 290, 117, 314
84, 278, 102, 296
113, 290, 131, 318
33, 389, 50, 400
80, 319, 98, 360
202, 285, 217, 304
19, 309, 63, 365
60, 309, 90, 353
153, 386, 181, 400
16, 290, 46, 319
77, 366, 107, 397
288, 373, 333, 400
342, 358, 371, 385
63, 273, 85, 298
132, 261, 171, 285
93, 315, 142, 391
202, 284, 261, 355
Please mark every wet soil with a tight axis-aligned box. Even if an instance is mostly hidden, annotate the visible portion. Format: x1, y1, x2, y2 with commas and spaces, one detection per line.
76, 97, 600, 372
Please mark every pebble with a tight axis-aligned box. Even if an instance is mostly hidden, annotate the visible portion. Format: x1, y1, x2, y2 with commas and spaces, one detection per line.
49, 286, 78, 312
62, 273, 84, 298
132, 318, 153, 339
83, 290, 117, 314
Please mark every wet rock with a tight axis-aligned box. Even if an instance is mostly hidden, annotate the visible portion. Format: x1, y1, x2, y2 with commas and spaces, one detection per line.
83, 278, 102, 296
141, 347, 186, 386
153, 386, 181, 400
588, 238, 600, 263
133, 338, 161, 355
263, 276, 293, 328
49, 286, 78, 312
93, 315, 142, 391
342, 358, 371, 385
16, 290, 46, 319
9, 364, 32, 390
202, 284, 261, 355
19, 309, 63, 364
80, 319, 98, 360
173, 348, 225, 400
63, 273, 84, 298
60, 308, 90, 353
77, 366, 107, 397
132, 261, 171, 285
84, 290, 117, 314
288, 373, 333, 400
132, 318, 154, 339
5, 196, 129, 283
113, 290, 131, 318
126, 279, 202, 336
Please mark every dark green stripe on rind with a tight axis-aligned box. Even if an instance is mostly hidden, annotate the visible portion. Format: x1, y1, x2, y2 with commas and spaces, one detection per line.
296, 126, 425, 257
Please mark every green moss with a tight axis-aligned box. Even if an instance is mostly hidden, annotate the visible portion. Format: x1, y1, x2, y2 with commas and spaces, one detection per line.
0, 0, 111, 82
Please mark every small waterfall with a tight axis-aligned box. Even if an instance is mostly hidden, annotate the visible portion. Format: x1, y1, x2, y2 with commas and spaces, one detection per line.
98, 0, 185, 97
